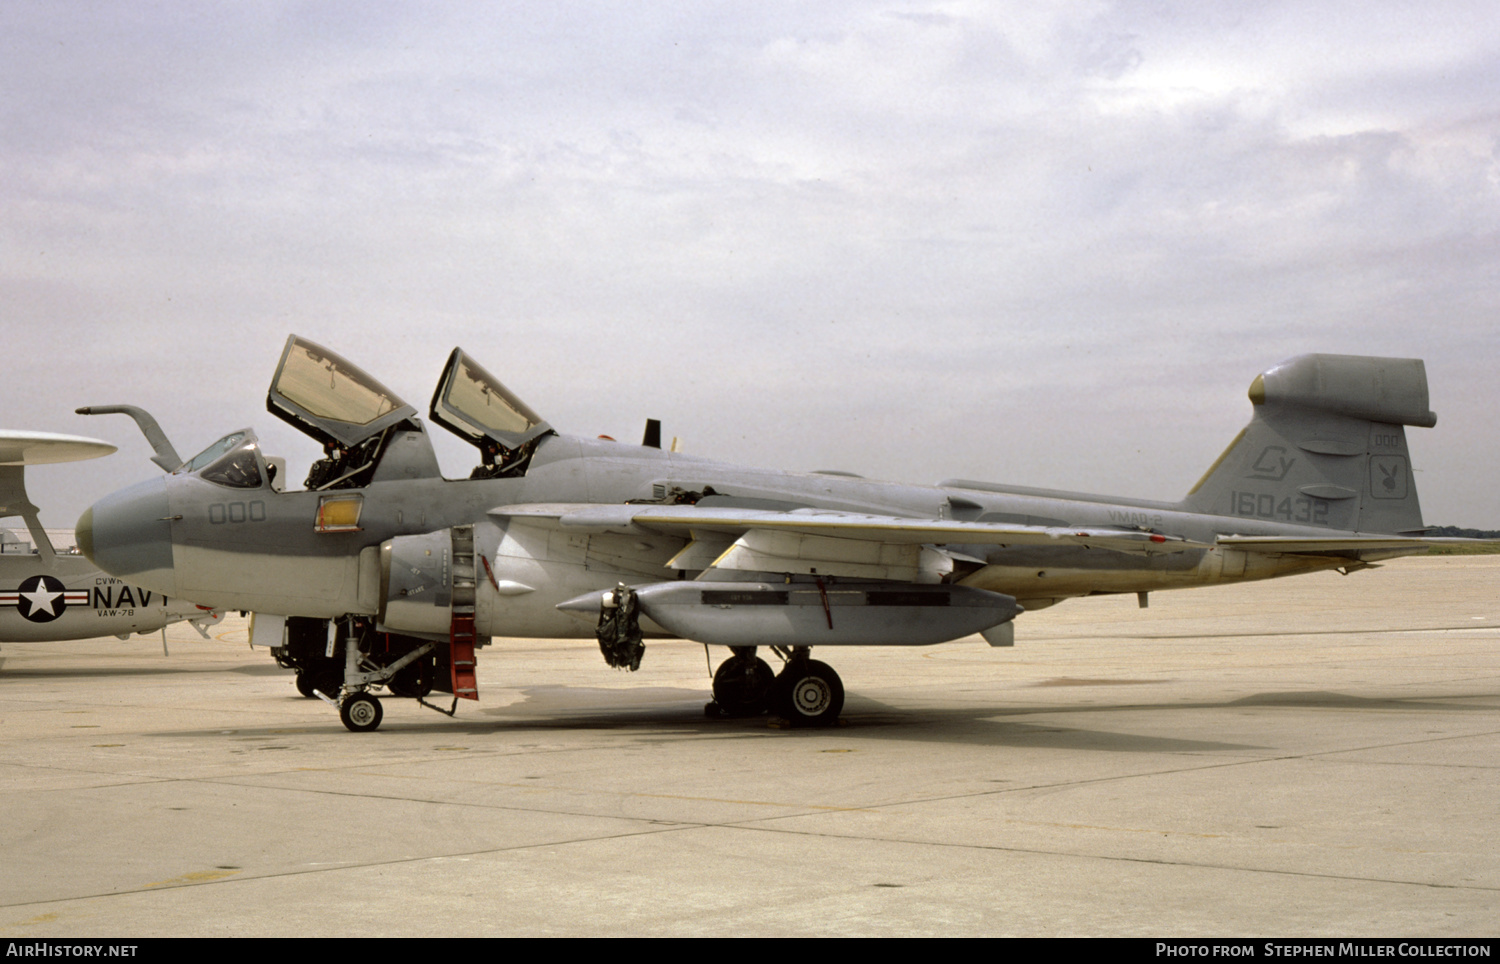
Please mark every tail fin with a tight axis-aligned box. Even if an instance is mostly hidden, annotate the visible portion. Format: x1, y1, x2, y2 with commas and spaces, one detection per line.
1179, 354, 1434, 534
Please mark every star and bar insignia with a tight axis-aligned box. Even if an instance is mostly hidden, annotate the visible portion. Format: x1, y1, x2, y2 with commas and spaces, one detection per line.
0, 574, 91, 623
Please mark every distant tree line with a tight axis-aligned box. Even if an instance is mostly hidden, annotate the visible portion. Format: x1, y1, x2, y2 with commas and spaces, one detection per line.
1423, 525, 1500, 553
1427, 525, 1500, 538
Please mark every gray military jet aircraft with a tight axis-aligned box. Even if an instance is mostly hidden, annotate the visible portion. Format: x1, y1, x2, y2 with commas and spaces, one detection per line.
77, 337, 1458, 730
0, 430, 221, 648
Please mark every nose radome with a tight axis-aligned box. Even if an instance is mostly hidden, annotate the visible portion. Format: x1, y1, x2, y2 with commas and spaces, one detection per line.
78, 476, 177, 597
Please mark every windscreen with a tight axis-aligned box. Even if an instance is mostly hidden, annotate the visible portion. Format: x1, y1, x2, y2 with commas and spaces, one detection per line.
179, 432, 247, 473
181, 431, 264, 489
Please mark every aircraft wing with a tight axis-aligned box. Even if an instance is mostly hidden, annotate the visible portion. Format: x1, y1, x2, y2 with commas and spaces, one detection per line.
493, 503, 1203, 549
491, 503, 1206, 582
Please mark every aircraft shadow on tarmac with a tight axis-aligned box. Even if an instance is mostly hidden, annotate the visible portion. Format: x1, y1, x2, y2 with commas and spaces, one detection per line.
200, 683, 1280, 753
0, 660, 285, 681
154, 712, 1259, 754
142, 677, 1497, 747
1224, 689, 1496, 712
480, 683, 1487, 749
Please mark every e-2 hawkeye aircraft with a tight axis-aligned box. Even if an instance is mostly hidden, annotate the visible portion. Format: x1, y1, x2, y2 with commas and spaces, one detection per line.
0, 428, 221, 650
76, 337, 1463, 731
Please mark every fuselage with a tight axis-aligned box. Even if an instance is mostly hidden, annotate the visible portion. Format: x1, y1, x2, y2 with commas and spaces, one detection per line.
78, 428, 1395, 636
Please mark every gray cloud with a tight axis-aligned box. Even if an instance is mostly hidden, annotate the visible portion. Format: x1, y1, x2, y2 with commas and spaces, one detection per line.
2, 1, 1496, 527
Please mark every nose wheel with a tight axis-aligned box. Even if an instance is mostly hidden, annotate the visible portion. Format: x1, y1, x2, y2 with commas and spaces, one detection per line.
339, 693, 384, 732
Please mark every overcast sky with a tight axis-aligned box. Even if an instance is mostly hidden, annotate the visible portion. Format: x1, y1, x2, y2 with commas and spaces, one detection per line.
5, 1, 1498, 529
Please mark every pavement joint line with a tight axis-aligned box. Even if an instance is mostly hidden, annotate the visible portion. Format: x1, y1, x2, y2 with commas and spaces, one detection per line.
0, 823, 702, 912
0, 770, 877, 826
729, 729, 1500, 815
47, 727, 1462, 837
199, 774, 880, 814
704, 823, 1500, 894
1292, 729, 1500, 761
4, 812, 1490, 918
8, 720, 1495, 812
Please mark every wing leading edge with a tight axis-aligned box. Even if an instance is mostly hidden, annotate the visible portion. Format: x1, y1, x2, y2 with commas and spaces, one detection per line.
491, 503, 1494, 577
491, 503, 1206, 583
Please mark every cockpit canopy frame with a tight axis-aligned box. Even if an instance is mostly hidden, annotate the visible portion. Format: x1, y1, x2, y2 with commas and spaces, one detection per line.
178, 429, 267, 490
266, 335, 418, 449
429, 348, 553, 454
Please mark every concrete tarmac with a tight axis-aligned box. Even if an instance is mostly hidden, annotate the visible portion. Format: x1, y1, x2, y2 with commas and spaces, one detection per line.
0, 556, 1495, 937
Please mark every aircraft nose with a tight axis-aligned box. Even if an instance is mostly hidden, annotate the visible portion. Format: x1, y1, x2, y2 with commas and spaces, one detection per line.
77, 476, 177, 596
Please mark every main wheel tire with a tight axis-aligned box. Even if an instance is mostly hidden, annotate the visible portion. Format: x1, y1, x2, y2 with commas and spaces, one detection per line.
388, 657, 433, 698
339, 693, 383, 732
711, 655, 776, 716
774, 660, 845, 727
305, 667, 343, 700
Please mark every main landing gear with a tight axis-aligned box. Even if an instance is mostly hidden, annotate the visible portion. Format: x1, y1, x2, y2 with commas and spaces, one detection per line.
706, 646, 845, 727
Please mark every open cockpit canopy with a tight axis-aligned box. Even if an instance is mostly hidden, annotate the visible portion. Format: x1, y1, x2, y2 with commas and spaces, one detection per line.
429, 348, 552, 456
267, 336, 418, 449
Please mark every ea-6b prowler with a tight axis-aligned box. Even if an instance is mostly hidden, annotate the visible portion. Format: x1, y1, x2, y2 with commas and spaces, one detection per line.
77, 337, 1460, 731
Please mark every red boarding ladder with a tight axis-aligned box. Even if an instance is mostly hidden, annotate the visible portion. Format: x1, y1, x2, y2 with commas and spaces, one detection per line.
450, 525, 480, 700
450, 612, 479, 700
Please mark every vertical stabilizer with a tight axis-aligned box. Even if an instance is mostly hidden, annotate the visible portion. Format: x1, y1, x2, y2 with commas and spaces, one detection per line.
1179, 355, 1434, 534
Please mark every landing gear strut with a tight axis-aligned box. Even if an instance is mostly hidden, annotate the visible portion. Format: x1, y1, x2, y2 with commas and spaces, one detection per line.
296, 667, 342, 700
706, 646, 844, 726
